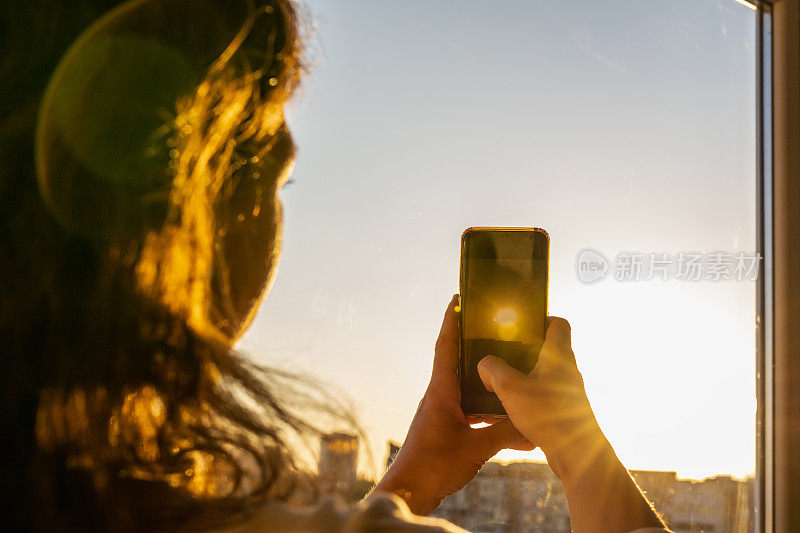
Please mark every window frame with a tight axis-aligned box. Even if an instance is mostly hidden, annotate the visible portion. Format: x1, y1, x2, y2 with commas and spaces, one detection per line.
755, 3, 773, 532
755, 0, 800, 531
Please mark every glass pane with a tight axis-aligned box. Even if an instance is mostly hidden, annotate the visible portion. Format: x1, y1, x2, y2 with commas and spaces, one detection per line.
239, 0, 758, 530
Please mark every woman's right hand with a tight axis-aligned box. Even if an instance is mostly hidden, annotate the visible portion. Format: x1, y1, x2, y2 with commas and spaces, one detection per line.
476, 317, 605, 482
478, 317, 669, 533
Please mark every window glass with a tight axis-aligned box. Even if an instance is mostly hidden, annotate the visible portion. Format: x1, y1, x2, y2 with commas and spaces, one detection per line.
239, 0, 758, 529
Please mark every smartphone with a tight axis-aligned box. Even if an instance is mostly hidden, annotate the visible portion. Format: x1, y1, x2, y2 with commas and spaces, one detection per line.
458, 227, 549, 417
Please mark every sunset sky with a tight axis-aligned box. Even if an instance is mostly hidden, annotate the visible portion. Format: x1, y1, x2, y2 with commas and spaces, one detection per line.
238, 0, 758, 480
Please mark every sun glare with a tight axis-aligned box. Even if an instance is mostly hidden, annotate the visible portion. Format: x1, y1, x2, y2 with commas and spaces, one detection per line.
731, 0, 758, 11
494, 308, 517, 327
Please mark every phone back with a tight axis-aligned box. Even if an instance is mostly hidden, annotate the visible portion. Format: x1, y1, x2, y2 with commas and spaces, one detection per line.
458, 227, 549, 416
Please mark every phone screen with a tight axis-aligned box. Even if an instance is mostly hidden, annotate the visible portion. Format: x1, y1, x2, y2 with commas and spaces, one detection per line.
459, 228, 549, 416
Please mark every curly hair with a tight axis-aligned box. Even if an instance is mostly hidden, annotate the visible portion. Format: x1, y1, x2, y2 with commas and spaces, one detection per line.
0, 1, 357, 531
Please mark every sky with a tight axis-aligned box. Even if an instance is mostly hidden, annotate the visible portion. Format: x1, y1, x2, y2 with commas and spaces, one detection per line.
238, 0, 758, 480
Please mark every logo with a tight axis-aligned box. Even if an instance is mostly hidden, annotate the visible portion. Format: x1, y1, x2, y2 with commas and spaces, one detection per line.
576, 248, 609, 284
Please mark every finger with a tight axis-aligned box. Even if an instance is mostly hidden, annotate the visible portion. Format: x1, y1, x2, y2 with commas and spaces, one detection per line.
507, 440, 537, 452
477, 355, 528, 395
432, 294, 460, 380
475, 419, 533, 452
544, 316, 572, 349
466, 414, 490, 425
467, 416, 506, 427
538, 316, 576, 368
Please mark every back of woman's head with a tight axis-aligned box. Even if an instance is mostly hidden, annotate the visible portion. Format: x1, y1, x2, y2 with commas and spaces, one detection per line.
0, 1, 352, 530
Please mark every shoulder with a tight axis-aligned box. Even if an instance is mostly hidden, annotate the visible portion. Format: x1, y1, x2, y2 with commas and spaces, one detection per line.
218, 492, 466, 533
347, 492, 467, 532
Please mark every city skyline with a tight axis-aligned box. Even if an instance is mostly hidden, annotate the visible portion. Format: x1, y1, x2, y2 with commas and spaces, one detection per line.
317, 431, 753, 532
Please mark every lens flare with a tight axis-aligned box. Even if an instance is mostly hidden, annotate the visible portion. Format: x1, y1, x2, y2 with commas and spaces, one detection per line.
494, 308, 517, 327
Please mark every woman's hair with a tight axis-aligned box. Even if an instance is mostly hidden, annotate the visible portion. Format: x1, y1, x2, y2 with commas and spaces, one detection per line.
0, 1, 356, 530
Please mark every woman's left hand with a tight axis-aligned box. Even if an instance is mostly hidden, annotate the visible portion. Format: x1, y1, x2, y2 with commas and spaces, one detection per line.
370, 294, 533, 515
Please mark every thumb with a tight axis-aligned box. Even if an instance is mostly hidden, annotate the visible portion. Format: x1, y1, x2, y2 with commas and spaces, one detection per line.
477, 355, 528, 396
474, 419, 534, 454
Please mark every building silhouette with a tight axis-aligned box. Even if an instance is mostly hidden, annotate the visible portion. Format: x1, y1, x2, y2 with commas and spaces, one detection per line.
632, 470, 753, 532
386, 441, 401, 470
426, 457, 753, 533
318, 432, 359, 498
432, 461, 569, 532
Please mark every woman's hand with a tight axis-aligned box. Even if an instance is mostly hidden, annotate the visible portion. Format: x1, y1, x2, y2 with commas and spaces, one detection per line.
371, 295, 531, 515
476, 316, 603, 481
476, 317, 668, 533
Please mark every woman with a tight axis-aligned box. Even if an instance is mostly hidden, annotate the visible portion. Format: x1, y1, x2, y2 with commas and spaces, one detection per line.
0, 0, 670, 531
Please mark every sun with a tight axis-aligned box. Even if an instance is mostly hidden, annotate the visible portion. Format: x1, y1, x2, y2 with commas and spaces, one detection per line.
494, 308, 517, 327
